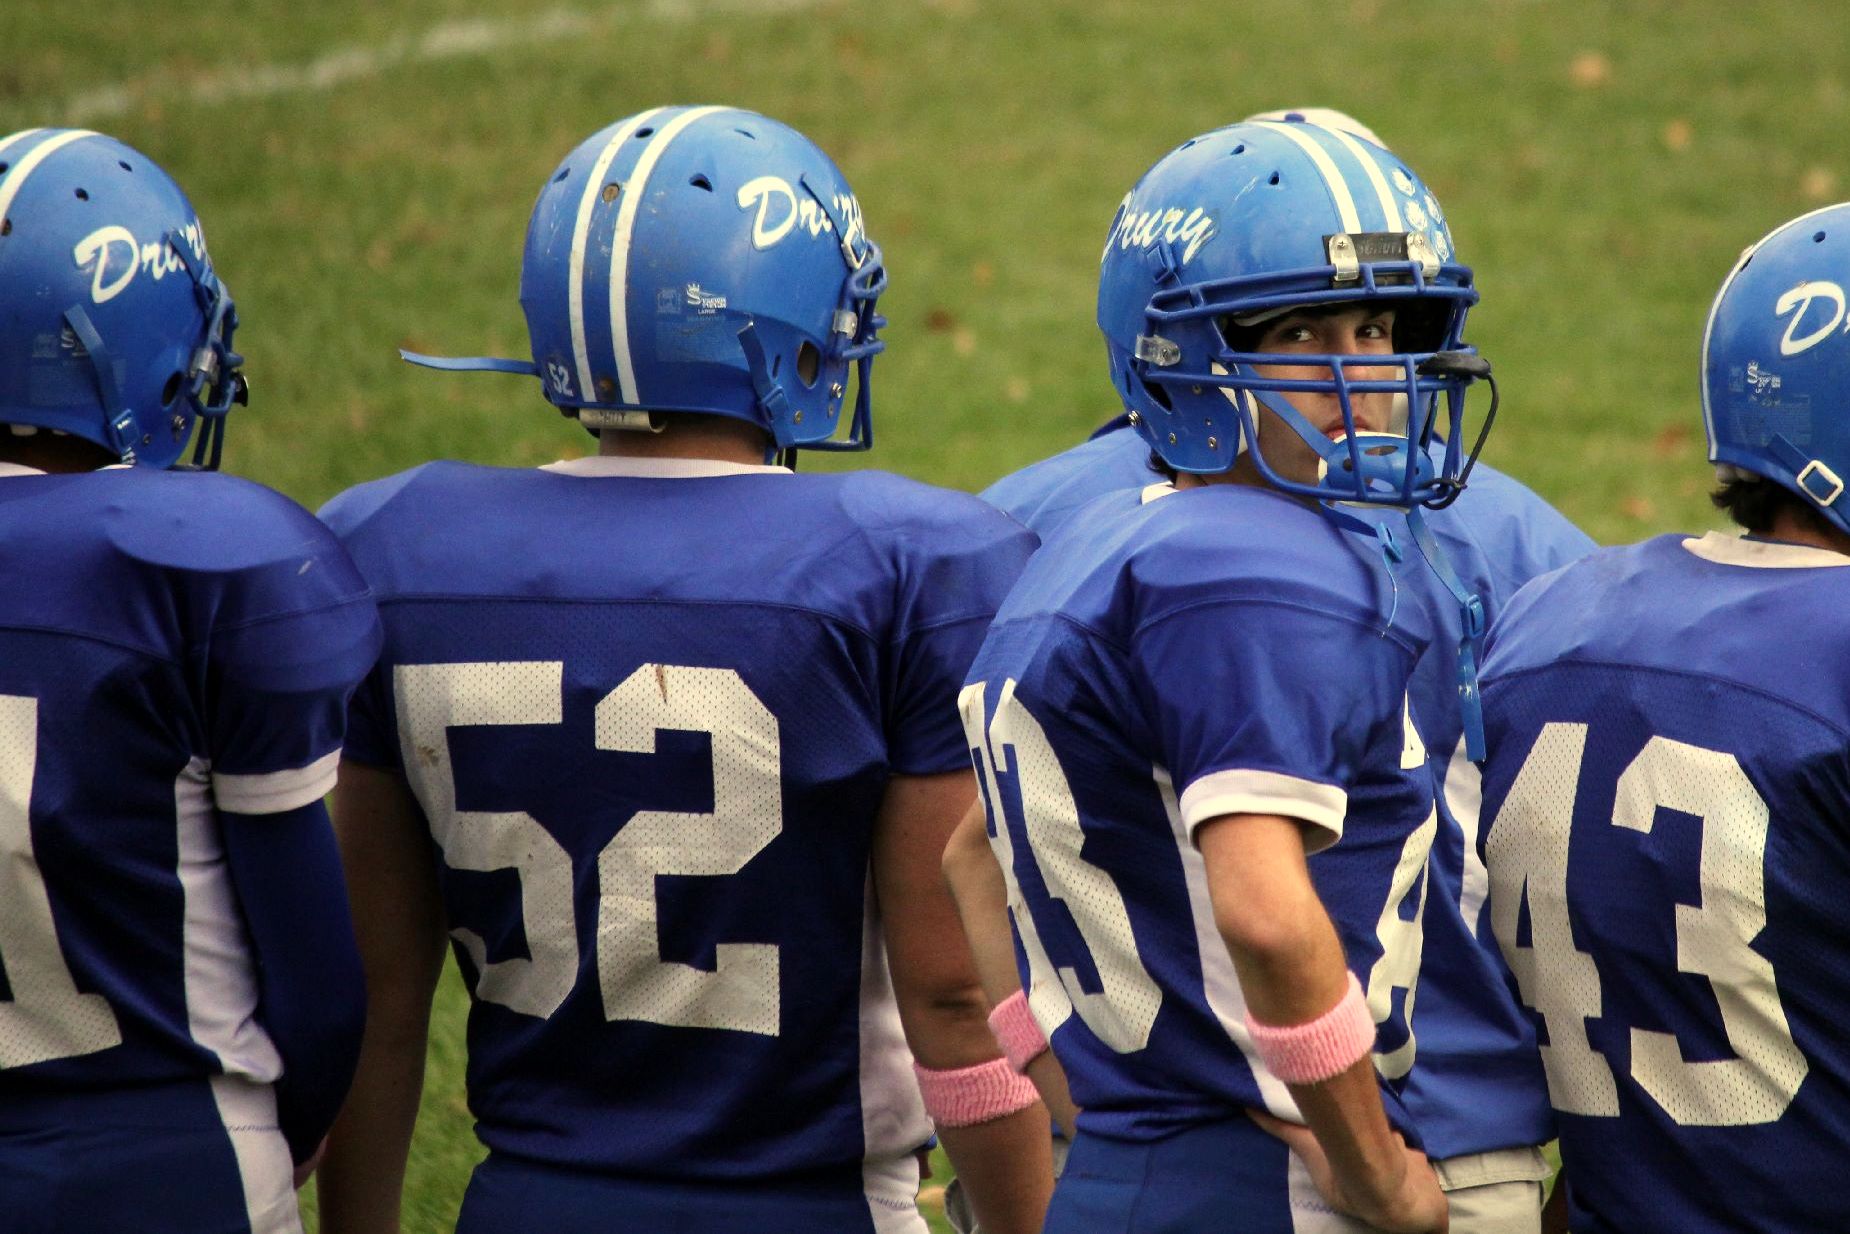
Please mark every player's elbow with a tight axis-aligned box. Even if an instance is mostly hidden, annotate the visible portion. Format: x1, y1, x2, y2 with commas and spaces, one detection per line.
1212, 896, 1326, 978
894, 976, 999, 1069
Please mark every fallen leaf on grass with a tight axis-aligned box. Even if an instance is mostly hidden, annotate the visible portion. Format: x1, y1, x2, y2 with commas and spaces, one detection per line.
1570, 51, 1612, 88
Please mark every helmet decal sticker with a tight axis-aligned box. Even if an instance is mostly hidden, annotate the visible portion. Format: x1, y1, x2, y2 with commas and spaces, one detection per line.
1743, 361, 1782, 396
1101, 199, 1217, 265
735, 175, 840, 249
1775, 280, 1847, 356
71, 221, 206, 304
684, 283, 728, 314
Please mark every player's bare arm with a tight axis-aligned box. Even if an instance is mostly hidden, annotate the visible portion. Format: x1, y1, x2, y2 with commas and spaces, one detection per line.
940, 798, 1078, 1138
319, 761, 450, 1234
1198, 812, 1448, 1234
876, 772, 1055, 1234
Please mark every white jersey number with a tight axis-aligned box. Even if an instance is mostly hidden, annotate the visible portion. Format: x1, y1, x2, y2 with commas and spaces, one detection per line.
961, 680, 1161, 1054
397, 661, 781, 1036
0, 694, 124, 1067
1488, 723, 1807, 1125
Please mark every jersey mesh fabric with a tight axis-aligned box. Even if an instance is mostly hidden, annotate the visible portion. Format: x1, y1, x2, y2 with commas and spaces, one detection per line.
1480, 535, 1850, 1232
323, 460, 1035, 1181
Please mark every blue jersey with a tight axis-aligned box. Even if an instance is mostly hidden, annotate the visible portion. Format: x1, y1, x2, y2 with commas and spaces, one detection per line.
0, 465, 379, 1096
978, 416, 1155, 534
963, 482, 1437, 1143
983, 423, 1592, 1158
1479, 532, 1850, 1233
321, 456, 1036, 1188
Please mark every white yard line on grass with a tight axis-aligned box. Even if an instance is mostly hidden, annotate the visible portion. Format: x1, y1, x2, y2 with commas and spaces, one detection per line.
50, 0, 824, 125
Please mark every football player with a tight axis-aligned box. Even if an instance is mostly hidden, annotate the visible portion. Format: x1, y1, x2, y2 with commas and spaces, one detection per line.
968, 111, 1588, 1234
0, 130, 380, 1233
314, 107, 1053, 1234
955, 117, 1499, 1233
1476, 205, 1850, 1232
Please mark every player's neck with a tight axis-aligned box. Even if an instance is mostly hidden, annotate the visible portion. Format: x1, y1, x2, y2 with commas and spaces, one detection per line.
595, 416, 772, 467
1762, 505, 1850, 557
0, 431, 118, 474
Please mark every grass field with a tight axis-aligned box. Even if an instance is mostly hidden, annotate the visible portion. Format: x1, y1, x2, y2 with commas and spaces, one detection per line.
9, 2, 1846, 1229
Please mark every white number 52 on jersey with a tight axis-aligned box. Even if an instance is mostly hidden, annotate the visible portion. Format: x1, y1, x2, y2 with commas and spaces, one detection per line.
396, 661, 781, 1037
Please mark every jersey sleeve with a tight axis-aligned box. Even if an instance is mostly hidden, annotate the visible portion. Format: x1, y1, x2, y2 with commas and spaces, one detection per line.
886, 506, 1038, 775
203, 523, 383, 814
1130, 599, 1416, 852
339, 658, 400, 770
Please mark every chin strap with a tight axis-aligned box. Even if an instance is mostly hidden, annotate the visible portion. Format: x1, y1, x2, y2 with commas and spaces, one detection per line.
1319, 499, 1486, 763
62, 305, 137, 462
1320, 502, 1405, 633
1404, 505, 1487, 762
399, 350, 539, 376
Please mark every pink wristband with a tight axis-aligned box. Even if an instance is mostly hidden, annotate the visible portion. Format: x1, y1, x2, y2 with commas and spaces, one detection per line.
986, 990, 1050, 1074
913, 1056, 1041, 1128
1243, 972, 1375, 1085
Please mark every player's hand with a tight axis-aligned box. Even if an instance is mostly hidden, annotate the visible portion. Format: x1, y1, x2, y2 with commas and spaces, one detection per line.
292, 1137, 328, 1190
1247, 1110, 1448, 1233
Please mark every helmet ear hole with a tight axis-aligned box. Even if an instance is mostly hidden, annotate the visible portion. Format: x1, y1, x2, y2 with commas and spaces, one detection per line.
796, 341, 821, 387
1140, 378, 1174, 412
160, 372, 185, 408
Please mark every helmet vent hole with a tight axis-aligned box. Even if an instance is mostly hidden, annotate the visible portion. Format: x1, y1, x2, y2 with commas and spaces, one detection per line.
1180, 138, 1198, 151
1268, 172, 1281, 186
1, 219, 11, 237
1815, 230, 1828, 243
553, 166, 571, 183
797, 341, 821, 386
771, 354, 782, 377
160, 371, 185, 408
1231, 144, 1246, 156
1140, 379, 1174, 412
601, 182, 622, 204
74, 188, 88, 201
119, 160, 133, 172
689, 174, 713, 191
635, 127, 655, 139
735, 128, 757, 140
0, 163, 9, 175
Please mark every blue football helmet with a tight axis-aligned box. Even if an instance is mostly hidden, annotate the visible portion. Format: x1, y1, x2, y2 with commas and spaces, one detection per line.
0, 128, 244, 469
1097, 118, 1491, 507
1703, 202, 1850, 534
408, 105, 886, 455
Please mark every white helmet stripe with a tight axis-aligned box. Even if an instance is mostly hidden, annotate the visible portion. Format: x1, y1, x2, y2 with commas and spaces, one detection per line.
0, 129, 48, 162
0, 130, 98, 236
608, 105, 729, 406
1254, 121, 1361, 235
1324, 127, 1403, 234
569, 108, 668, 404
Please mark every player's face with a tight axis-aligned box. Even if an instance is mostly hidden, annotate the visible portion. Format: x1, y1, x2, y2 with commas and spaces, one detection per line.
1242, 306, 1398, 486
